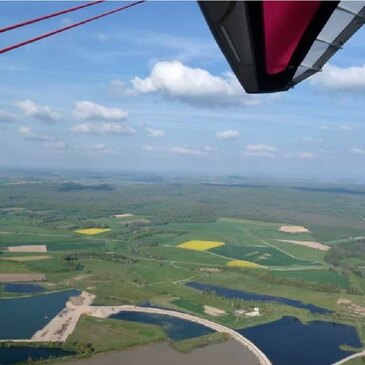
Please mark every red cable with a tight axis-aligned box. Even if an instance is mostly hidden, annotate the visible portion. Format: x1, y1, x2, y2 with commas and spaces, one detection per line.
0, 1, 105, 34
0, 1, 145, 55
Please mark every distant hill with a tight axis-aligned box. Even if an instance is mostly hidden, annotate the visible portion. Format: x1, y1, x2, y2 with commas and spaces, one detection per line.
58, 183, 113, 192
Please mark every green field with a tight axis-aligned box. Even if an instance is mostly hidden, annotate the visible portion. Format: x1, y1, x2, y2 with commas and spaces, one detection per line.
66, 316, 166, 353
0, 173, 364, 360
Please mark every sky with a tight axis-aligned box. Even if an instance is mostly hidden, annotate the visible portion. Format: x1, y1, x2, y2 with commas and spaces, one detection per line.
0, 1, 365, 180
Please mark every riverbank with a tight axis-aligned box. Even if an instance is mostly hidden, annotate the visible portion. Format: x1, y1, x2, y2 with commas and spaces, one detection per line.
57, 341, 261, 365
0, 290, 271, 365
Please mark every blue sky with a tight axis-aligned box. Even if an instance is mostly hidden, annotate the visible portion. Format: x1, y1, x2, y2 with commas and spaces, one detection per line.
1, 1, 365, 180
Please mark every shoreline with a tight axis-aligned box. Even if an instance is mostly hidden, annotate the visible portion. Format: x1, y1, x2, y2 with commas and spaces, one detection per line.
0, 291, 272, 365
1, 290, 363, 365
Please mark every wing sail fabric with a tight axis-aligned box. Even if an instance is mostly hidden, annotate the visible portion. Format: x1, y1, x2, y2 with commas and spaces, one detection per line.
200, 1, 365, 93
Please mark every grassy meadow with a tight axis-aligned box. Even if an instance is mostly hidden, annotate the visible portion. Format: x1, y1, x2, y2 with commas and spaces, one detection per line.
0, 172, 364, 358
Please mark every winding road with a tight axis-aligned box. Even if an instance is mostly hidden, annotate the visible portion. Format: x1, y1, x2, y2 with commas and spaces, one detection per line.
109, 305, 272, 365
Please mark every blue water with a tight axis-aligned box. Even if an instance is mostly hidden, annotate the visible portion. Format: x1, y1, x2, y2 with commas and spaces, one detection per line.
0, 289, 80, 339
240, 316, 362, 365
0, 347, 75, 365
3, 283, 45, 294
187, 282, 331, 314
110, 311, 214, 341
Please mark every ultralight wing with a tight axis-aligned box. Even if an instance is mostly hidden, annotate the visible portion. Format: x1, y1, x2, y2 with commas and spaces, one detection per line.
200, 1, 365, 93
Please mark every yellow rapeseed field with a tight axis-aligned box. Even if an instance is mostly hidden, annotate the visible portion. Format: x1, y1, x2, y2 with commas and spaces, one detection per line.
75, 228, 111, 235
177, 240, 225, 251
227, 259, 264, 268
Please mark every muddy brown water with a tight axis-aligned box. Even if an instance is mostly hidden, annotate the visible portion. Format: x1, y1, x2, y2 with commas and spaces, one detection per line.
59, 340, 260, 365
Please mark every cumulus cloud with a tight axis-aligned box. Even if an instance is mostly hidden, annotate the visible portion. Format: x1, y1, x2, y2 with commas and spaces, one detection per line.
109, 79, 136, 96
73, 101, 128, 121
145, 127, 165, 138
244, 144, 278, 157
216, 129, 239, 140
43, 140, 67, 152
171, 146, 207, 156
143, 144, 215, 156
297, 151, 317, 159
15, 100, 60, 123
19, 126, 55, 141
349, 147, 365, 155
319, 124, 352, 133
311, 64, 365, 93
70, 122, 135, 135
0, 110, 17, 123
19, 126, 66, 151
90, 143, 115, 155
129, 61, 258, 107
284, 151, 319, 159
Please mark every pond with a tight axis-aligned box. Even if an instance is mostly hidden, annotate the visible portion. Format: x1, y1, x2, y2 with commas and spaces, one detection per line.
240, 316, 363, 365
110, 311, 214, 341
0, 346, 75, 365
3, 283, 46, 294
187, 282, 331, 314
0, 289, 80, 339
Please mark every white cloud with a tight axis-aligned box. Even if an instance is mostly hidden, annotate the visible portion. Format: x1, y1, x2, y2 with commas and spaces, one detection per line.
94, 32, 109, 42
15, 100, 60, 123
297, 151, 317, 159
302, 137, 315, 143
90, 143, 115, 155
19, 126, 66, 151
130, 61, 258, 107
73, 101, 128, 122
311, 64, 365, 93
19, 126, 55, 141
19, 126, 34, 137
43, 140, 67, 152
142, 145, 158, 152
145, 127, 165, 138
216, 130, 239, 140
142, 144, 215, 156
70, 122, 135, 135
349, 147, 365, 155
244, 144, 278, 157
284, 151, 319, 159
109, 79, 136, 96
319, 124, 352, 133
0, 110, 17, 123
170, 146, 209, 156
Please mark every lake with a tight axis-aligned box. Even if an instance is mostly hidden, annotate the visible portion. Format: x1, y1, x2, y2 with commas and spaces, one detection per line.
0, 347, 75, 365
107, 311, 362, 365
240, 316, 363, 365
187, 282, 331, 314
0, 289, 80, 339
3, 283, 46, 294
110, 311, 214, 341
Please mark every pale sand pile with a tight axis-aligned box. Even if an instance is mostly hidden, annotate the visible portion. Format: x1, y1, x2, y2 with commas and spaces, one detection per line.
119, 219, 150, 225
278, 239, 330, 251
337, 298, 365, 316
32, 291, 96, 342
204, 305, 226, 317
199, 268, 222, 273
279, 225, 309, 233
0, 273, 46, 282
114, 213, 134, 218
6, 245, 47, 253
2, 255, 52, 262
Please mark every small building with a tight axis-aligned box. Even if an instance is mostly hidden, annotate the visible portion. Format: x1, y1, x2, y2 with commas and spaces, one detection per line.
235, 307, 260, 317
246, 307, 260, 317
235, 309, 246, 316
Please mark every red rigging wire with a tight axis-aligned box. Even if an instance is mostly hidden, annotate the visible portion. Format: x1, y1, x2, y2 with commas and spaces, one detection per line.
0, 0, 145, 55
0, 1, 105, 34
